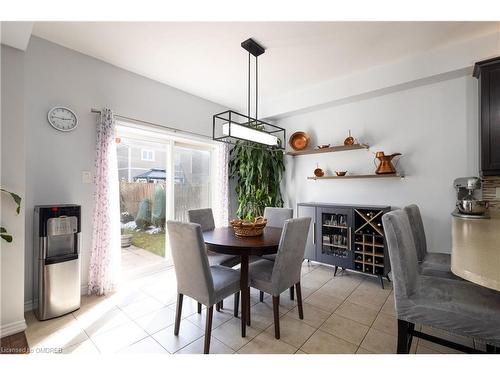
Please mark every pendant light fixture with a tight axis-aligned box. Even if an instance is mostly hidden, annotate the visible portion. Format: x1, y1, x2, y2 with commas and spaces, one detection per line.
213, 38, 285, 150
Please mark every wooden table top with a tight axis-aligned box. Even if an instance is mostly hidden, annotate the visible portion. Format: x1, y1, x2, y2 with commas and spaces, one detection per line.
203, 226, 282, 256
451, 211, 500, 292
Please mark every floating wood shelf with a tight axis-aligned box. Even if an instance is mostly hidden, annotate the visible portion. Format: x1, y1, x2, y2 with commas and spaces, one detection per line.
307, 173, 404, 180
286, 143, 369, 156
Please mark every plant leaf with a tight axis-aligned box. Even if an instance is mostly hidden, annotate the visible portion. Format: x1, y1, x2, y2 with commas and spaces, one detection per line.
1, 233, 13, 243
1, 188, 22, 214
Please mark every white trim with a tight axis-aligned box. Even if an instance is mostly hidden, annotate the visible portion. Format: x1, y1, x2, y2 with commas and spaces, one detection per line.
0, 319, 27, 338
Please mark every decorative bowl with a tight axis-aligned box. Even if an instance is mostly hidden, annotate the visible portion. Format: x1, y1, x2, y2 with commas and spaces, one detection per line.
289, 131, 310, 151
230, 216, 268, 237
335, 171, 347, 176
317, 144, 330, 149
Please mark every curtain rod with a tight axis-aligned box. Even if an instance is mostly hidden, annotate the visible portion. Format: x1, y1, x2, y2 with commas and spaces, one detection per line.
90, 108, 213, 140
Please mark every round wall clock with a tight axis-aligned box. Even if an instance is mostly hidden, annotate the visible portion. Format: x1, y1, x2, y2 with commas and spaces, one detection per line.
47, 106, 78, 132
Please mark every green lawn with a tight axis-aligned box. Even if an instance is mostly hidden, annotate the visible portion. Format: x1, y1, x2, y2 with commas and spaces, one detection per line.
123, 229, 166, 257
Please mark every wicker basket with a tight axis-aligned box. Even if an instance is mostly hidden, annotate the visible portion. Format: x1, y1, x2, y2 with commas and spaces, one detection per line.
230, 216, 268, 237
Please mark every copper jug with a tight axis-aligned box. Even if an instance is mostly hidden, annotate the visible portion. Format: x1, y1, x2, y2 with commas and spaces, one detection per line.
374, 152, 401, 174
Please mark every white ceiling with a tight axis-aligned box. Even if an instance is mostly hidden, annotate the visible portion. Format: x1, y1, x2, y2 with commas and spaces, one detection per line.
32, 22, 498, 113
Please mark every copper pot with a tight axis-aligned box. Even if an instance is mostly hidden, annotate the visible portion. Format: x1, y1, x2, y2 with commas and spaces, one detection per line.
375, 152, 401, 174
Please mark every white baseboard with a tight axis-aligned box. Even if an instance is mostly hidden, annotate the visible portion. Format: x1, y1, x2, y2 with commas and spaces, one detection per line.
24, 283, 88, 312
0, 319, 27, 338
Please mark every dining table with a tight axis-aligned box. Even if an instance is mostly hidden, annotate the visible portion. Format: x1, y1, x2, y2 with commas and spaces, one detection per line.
202, 226, 282, 337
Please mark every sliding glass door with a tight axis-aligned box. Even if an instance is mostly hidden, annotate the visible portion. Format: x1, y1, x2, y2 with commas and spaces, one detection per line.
116, 123, 215, 278
173, 143, 212, 222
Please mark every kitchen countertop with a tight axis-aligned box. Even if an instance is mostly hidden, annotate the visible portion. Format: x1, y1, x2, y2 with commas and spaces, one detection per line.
451, 210, 500, 291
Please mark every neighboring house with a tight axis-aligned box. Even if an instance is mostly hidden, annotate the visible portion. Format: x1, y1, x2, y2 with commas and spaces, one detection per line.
117, 139, 167, 181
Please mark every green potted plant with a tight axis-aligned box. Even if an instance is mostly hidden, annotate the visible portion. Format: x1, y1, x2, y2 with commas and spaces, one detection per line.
1, 188, 22, 243
229, 139, 285, 223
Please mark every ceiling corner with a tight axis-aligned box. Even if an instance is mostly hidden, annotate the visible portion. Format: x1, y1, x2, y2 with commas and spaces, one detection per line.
1, 21, 34, 51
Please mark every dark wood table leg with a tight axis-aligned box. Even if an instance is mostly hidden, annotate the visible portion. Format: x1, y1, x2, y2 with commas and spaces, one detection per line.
240, 254, 249, 337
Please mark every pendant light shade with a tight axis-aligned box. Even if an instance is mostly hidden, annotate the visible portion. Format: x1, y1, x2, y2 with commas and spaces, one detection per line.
212, 38, 285, 150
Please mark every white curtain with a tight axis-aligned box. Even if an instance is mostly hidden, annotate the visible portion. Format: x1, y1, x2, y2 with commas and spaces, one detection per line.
88, 108, 121, 295
213, 142, 230, 227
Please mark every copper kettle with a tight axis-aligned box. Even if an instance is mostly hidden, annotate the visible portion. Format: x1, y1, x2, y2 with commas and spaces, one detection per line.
374, 152, 401, 174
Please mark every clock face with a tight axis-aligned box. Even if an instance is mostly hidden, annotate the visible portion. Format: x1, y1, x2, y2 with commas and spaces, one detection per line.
48, 107, 78, 132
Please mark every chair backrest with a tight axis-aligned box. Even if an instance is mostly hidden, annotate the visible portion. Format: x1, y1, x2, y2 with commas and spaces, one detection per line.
264, 207, 293, 228
382, 210, 419, 299
271, 217, 312, 295
167, 221, 214, 303
187, 208, 215, 231
403, 204, 427, 262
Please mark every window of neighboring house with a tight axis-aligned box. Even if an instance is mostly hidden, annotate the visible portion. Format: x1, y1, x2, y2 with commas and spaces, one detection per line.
141, 149, 155, 161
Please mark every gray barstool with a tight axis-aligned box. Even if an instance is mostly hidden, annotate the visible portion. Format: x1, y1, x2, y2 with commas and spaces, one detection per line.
382, 210, 500, 353
188, 208, 241, 313
248, 217, 311, 339
404, 204, 458, 279
167, 221, 241, 354
259, 207, 294, 301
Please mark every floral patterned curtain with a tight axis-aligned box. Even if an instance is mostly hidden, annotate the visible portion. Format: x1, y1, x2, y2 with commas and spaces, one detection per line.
213, 142, 230, 227
88, 108, 121, 295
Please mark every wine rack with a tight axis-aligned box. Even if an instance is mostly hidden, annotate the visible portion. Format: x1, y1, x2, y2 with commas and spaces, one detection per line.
353, 208, 390, 282
299, 202, 391, 289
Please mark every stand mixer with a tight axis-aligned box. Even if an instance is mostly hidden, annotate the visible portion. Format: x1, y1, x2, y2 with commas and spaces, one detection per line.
452, 177, 490, 219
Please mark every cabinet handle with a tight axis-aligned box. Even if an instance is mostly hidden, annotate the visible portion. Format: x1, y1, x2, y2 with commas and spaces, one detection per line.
313, 221, 316, 244
348, 228, 351, 249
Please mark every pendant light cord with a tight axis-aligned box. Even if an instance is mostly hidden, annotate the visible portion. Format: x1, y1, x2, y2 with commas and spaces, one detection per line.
246, 49, 260, 122
248, 52, 251, 120
255, 56, 258, 121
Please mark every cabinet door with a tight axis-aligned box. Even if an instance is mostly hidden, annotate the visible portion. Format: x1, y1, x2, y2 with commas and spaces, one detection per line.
316, 207, 354, 268
480, 66, 500, 175
297, 205, 316, 261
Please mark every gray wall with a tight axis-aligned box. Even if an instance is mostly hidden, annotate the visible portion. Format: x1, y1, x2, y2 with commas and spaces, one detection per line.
23, 37, 228, 306
1, 45, 27, 336
278, 74, 479, 254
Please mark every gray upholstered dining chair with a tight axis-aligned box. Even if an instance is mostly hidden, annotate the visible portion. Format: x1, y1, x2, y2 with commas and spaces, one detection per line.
167, 220, 241, 354
259, 207, 294, 301
404, 204, 457, 279
187, 208, 240, 266
188, 208, 241, 313
248, 217, 311, 339
382, 209, 500, 353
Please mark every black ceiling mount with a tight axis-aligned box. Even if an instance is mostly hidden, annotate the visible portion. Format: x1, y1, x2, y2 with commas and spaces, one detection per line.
241, 38, 265, 57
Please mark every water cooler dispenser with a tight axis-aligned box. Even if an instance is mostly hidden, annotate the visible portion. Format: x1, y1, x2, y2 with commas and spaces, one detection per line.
34, 205, 81, 320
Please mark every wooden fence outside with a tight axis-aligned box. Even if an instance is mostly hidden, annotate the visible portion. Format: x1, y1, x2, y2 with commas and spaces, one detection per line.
120, 181, 209, 222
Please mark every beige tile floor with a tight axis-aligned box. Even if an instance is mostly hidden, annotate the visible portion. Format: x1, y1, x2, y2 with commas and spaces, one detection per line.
121, 246, 171, 280
24, 261, 481, 354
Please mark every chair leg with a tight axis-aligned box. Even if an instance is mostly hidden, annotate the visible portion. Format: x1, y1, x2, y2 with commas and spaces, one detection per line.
174, 293, 183, 336
197, 302, 202, 314
259, 291, 264, 302
333, 266, 338, 277
247, 287, 251, 326
204, 306, 214, 354
272, 295, 280, 339
220, 299, 224, 309
397, 319, 413, 354
295, 282, 304, 320
233, 292, 239, 317
378, 275, 385, 289
216, 302, 221, 312
289, 285, 295, 300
